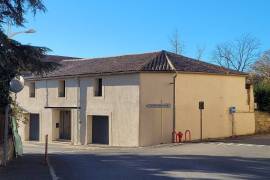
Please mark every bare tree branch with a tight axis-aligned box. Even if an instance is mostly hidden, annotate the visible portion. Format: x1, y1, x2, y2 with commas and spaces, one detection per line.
213, 34, 260, 72
169, 29, 184, 55
251, 50, 270, 83
196, 45, 206, 60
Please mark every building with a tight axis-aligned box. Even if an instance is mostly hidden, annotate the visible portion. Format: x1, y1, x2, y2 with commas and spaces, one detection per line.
16, 50, 255, 147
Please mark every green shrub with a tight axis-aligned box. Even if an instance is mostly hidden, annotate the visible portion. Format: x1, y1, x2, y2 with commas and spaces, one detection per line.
254, 82, 270, 112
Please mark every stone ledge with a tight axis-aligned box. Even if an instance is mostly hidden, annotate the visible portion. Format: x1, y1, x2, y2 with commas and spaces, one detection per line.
255, 111, 270, 133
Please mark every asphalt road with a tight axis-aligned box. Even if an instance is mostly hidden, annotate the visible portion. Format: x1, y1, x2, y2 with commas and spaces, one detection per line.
1, 135, 270, 180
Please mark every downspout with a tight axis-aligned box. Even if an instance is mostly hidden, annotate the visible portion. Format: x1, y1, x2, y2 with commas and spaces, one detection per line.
76, 77, 81, 145
165, 54, 178, 139
173, 74, 176, 132
45, 80, 48, 107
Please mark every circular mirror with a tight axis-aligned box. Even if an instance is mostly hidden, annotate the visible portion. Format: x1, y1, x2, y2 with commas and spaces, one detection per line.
10, 76, 24, 93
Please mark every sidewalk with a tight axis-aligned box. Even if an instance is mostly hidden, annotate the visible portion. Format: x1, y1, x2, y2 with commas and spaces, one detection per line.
0, 154, 51, 180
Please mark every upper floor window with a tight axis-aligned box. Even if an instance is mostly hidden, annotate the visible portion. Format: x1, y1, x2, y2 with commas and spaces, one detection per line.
29, 82, 35, 98
94, 78, 102, 97
58, 80, 66, 97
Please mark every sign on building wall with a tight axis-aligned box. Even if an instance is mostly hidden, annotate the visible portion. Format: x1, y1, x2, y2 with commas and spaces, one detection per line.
146, 103, 171, 108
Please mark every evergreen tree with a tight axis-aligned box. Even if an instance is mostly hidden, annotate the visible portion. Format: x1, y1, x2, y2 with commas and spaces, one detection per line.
0, 0, 58, 109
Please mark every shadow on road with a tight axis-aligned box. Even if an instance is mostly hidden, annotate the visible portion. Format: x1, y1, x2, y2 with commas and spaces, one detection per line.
49, 153, 270, 180
0, 154, 50, 180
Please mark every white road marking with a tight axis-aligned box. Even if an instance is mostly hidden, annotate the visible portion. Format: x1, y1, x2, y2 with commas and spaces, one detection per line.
48, 159, 59, 180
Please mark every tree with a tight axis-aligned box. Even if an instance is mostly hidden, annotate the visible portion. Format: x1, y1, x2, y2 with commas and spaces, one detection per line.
169, 29, 184, 55
0, 0, 58, 109
196, 45, 206, 60
213, 34, 260, 72
251, 50, 270, 83
249, 50, 270, 112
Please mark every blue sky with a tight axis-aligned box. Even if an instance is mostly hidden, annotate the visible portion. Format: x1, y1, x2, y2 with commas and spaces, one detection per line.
11, 0, 270, 62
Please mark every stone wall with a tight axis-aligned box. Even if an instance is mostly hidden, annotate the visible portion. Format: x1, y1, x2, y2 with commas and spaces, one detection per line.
255, 111, 270, 133
0, 137, 14, 165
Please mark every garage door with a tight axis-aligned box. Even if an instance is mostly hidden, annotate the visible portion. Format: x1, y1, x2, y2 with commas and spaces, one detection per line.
92, 116, 109, 144
29, 114, 40, 141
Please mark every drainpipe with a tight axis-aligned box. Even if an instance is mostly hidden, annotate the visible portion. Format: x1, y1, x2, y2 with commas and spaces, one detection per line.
165, 53, 178, 140
45, 80, 48, 107
76, 77, 81, 145
172, 74, 177, 132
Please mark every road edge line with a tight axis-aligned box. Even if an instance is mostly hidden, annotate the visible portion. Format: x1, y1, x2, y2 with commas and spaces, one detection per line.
48, 159, 59, 180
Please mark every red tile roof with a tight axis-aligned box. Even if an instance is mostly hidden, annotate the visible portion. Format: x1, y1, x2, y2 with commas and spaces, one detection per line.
31, 50, 246, 79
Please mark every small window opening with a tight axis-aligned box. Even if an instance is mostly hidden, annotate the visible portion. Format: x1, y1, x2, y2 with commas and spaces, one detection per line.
29, 82, 35, 97
58, 80, 66, 97
94, 78, 102, 97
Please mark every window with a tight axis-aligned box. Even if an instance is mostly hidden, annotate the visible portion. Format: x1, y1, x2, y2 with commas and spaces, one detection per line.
29, 82, 35, 97
58, 80, 66, 97
94, 78, 102, 97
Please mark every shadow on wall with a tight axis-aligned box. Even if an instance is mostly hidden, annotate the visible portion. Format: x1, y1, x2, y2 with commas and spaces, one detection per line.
48, 153, 270, 180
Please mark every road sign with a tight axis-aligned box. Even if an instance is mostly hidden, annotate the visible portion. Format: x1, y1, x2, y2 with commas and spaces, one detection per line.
229, 106, 236, 114
199, 101, 204, 110
146, 103, 171, 108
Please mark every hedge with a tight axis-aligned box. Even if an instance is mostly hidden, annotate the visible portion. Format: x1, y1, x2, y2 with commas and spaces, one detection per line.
254, 82, 270, 112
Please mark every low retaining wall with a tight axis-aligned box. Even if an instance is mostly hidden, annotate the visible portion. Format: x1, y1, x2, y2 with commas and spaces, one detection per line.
0, 137, 14, 165
255, 111, 270, 133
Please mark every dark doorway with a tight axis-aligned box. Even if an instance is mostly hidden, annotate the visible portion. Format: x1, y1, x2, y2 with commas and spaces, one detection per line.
92, 116, 109, 144
29, 114, 40, 141
59, 111, 71, 140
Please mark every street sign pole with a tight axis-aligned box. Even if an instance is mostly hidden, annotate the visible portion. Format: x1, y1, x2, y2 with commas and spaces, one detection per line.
229, 107, 236, 137
200, 109, 202, 141
199, 101, 204, 142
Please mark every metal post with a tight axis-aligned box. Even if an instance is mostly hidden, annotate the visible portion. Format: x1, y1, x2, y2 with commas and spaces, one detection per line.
44, 134, 48, 164
200, 109, 202, 141
160, 99, 163, 144
3, 105, 9, 166
173, 76, 176, 131
231, 113, 234, 137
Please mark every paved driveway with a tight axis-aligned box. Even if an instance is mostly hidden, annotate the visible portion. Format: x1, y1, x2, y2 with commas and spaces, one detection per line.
1, 135, 270, 180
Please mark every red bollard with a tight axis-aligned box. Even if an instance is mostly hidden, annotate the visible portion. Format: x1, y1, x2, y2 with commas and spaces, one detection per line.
172, 131, 177, 143
185, 130, 191, 142
177, 132, 183, 143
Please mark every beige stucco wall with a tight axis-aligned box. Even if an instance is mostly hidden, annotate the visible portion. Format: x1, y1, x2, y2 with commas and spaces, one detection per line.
16, 71, 255, 146
139, 73, 174, 146
17, 74, 140, 147
16, 81, 47, 112
81, 74, 140, 146
47, 79, 79, 108
52, 110, 60, 140
175, 73, 255, 140
17, 80, 49, 142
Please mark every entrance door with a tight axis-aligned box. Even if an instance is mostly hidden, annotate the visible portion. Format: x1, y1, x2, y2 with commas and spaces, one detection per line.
92, 116, 109, 144
29, 114, 40, 141
59, 111, 71, 140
